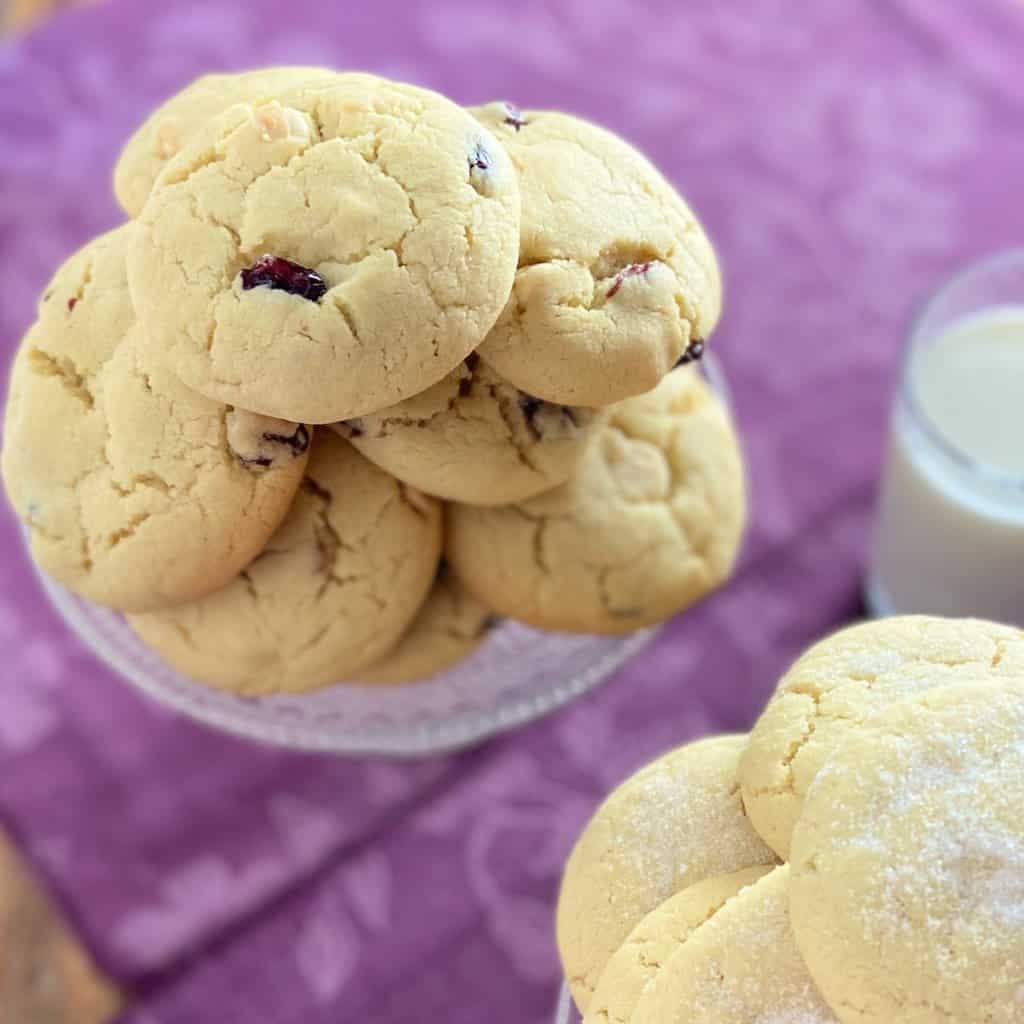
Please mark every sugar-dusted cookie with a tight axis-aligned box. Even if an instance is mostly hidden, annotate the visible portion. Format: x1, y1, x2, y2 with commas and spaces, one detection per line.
471, 102, 720, 407
128, 78, 521, 423
1, 227, 308, 612
632, 866, 837, 1024
584, 866, 772, 1024
556, 735, 777, 1012
128, 432, 442, 694
351, 565, 495, 685
740, 615, 1024, 858
114, 66, 344, 216
333, 354, 600, 506
447, 367, 745, 633
790, 680, 1024, 1024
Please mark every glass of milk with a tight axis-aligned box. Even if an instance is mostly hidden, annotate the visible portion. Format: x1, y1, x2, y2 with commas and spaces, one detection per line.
866, 250, 1024, 626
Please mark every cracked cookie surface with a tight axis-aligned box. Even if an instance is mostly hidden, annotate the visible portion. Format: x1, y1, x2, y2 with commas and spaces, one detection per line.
1, 227, 308, 612
739, 615, 1024, 859
471, 103, 720, 407
632, 866, 837, 1024
128, 78, 521, 424
790, 681, 1024, 1024
556, 735, 777, 1012
446, 366, 745, 633
114, 66, 346, 216
332, 354, 600, 505
349, 565, 494, 684
584, 866, 772, 1024
127, 431, 442, 694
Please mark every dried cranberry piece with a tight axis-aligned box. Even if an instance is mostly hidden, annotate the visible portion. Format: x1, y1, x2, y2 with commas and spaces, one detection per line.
67, 297, 78, 312
606, 261, 654, 299
673, 338, 705, 368
263, 423, 311, 455
502, 103, 526, 130
240, 256, 327, 302
469, 143, 492, 172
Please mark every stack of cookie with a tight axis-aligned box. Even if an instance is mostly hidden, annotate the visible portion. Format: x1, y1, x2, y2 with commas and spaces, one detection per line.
2, 67, 744, 695
557, 615, 1024, 1023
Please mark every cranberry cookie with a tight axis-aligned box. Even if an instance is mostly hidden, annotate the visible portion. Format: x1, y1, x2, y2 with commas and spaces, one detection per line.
332, 354, 600, 506
1, 227, 308, 612
471, 103, 720, 407
128, 78, 521, 423
128, 432, 442, 694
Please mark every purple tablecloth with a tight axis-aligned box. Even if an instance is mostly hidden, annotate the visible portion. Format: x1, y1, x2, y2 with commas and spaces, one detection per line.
1, 1, 1023, 1021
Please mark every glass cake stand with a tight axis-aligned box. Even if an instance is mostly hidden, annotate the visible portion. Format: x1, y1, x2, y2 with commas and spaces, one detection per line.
36, 564, 657, 755
32, 354, 727, 756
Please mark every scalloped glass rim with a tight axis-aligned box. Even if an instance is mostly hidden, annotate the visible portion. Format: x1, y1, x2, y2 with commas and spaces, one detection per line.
35, 559, 658, 756
555, 983, 578, 1024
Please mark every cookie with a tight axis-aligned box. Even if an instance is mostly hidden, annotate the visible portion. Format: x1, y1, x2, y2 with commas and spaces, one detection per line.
1, 227, 308, 612
739, 615, 1024, 859
632, 865, 837, 1024
332, 354, 600, 506
584, 866, 772, 1024
127, 432, 442, 694
470, 102, 720, 407
556, 735, 777, 1011
447, 366, 745, 634
350, 565, 495, 685
790, 680, 1024, 1024
114, 66, 345, 216
127, 77, 521, 424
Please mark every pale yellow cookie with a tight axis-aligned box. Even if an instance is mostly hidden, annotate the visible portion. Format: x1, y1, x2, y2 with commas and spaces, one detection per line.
790, 680, 1024, 1024
128, 77, 521, 424
114, 66, 345, 216
447, 367, 745, 634
632, 865, 837, 1024
740, 615, 1024, 858
471, 102, 720, 407
351, 566, 495, 685
1, 227, 308, 612
128, 432, 442, 694
556, 735, 777, 1012
584, 866, 772, 1024
333, 354, 600, 506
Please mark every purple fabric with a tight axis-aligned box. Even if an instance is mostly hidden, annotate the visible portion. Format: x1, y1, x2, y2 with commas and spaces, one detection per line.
1, 1, 1023, 1020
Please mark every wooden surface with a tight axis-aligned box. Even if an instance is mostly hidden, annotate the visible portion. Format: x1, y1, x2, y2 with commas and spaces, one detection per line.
4, 0, 94, 31
0, 830, 123, 1024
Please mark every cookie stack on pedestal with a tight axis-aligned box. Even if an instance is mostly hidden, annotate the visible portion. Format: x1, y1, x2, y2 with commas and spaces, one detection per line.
2, 68, 744, 695
557, 615, 1024, 1023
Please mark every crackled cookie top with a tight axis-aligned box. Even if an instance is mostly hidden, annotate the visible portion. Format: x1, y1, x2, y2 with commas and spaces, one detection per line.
1, 227, 308, 612
113, 66, 344, 216
633, 866, 837, 1024
556, 735, 777, 1012
128, 432, 442, 694
790, 681, 1024, 1024
351, 565, 495, 685
740, 615, 1024, 858
332, 353, 600, 506
127, 78, 521, 424
584, 866, 772, 1024
447, 366, 745, 633
470, 103, 720, 407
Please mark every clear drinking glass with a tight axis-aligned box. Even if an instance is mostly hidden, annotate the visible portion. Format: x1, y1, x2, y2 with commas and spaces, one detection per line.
34, 355, 730, 756
865, 251, 1024, 626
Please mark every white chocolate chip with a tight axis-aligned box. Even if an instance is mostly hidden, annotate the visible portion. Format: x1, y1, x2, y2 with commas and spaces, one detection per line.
226, 409, 308, 470
153, 117, 184, 159
253, 102, 311, 143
